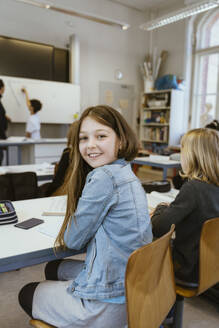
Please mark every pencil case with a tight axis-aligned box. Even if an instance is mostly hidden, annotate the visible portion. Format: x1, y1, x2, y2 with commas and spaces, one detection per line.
0, 200, 18, 225
141, 180, 171, 193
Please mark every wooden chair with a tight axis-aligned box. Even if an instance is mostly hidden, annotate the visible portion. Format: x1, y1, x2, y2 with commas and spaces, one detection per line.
173, 217, 219, 328
125, 225, 176, 328
29, 319, 55, 328
0, 172, 39, 201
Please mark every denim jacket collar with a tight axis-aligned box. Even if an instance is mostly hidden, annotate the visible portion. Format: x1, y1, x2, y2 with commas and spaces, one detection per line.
110, 158, 127, 166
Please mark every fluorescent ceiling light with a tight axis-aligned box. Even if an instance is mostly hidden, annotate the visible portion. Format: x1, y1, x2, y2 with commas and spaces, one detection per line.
140, 0, 219, 31
15, 0, 130, 30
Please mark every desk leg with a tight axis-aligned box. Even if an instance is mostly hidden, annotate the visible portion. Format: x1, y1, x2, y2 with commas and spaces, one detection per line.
6, 147, 9, 165
17, 146, 22, 165
163, 168, 167, 180
132, 163, 141, 175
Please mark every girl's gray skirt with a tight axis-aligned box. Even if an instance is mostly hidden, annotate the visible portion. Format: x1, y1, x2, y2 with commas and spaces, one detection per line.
32, 260, 127, 328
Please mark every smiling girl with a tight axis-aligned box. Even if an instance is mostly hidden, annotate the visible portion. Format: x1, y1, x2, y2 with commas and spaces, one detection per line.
19, 105, 153, 328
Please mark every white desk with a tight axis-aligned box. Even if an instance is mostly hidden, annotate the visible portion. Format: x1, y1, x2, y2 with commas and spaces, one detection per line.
0, 191, 178, 274
0, 196, 82, 273
133, 155, 181, 180
0, 164, 55, 181
0, 137, 67, 165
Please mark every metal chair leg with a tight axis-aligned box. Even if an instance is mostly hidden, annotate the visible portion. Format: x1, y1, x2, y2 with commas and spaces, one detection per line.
172, 295, 184, 328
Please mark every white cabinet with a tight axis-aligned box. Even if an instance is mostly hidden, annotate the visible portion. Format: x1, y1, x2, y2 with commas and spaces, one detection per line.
20, 139, 67, 164
139, 89, 184, 152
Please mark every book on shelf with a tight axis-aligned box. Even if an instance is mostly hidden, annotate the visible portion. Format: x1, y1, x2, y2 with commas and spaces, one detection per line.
143, 110, 169, 124
143, 126, 168, 142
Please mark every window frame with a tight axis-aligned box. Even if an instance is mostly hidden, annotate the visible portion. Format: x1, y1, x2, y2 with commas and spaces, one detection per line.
190, 8, 219, 128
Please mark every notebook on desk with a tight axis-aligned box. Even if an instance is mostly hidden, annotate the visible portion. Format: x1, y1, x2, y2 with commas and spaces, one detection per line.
42, 195, 67, 216
147, 189, 179, 210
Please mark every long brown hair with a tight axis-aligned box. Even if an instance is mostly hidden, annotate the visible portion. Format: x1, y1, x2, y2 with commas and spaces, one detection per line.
55, 105, 138, 248
180, 128, 219, 185
53, 121, 79, 196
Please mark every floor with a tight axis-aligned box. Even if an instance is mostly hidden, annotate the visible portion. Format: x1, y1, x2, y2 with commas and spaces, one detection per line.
0, 259, 219, 328
0, 166, 218, 327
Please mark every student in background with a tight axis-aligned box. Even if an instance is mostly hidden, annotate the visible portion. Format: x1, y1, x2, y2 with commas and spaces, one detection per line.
205, 119, 219, 130
18, 105, 153, 328
172, 119, 219, 189
151, 128, 219, 284
0, 79, 11, 164
203, 119, 219, 304
21, 88, 42, 139
39, 121, 78, 197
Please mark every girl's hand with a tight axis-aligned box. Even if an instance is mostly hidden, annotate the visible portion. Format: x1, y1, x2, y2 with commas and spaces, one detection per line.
5, 115, 11, 122
149, 207, 155, 217
150, 202, 170, 218
159, 202, 170, 207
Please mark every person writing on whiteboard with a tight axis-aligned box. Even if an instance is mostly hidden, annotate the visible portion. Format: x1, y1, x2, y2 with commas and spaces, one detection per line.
0, 79, 11, 164
21, 88, 42, 139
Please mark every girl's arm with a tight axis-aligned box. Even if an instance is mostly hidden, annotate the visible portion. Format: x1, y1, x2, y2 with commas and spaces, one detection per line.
5, 115, 11, 122
151, 181, 196, 237
64, 169, 114, 250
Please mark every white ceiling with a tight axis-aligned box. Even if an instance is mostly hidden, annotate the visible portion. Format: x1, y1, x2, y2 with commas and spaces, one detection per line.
108, 0, 184, 11
0, 0, 187, 49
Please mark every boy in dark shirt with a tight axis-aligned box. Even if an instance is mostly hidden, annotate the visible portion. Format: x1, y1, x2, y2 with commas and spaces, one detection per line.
0, 79, 11, 164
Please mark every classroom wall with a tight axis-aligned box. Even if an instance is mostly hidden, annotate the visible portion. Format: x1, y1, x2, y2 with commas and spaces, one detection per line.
148, 20, 187, 80
0, 0, 150, 135
145, 3, 190, 130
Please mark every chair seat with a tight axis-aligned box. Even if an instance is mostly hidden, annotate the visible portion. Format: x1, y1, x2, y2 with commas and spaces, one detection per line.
29, 319, 55, 328
175, 285, 198, 298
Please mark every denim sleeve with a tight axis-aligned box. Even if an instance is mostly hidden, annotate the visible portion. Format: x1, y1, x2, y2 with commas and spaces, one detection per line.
64, 169, 114, 250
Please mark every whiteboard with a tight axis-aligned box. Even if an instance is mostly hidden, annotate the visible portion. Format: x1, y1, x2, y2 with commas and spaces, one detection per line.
0, 75, 80, 124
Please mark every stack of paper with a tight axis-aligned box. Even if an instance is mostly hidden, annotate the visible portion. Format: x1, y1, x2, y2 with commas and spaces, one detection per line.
42, 195, 67, 216
149, 155, 170, 162
147, 189, 179, 210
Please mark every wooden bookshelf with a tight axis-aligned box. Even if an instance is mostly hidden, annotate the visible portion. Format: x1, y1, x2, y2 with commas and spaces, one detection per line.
139, 89, 184, 153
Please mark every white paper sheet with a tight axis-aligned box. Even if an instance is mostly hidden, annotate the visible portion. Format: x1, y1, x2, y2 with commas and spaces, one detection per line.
37, 217, 64, 238
147, 189, 179, 210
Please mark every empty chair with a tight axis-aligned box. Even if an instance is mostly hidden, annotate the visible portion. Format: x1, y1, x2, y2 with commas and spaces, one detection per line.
0, 172, 38, 201
125, 225, 176, 328
173, 217, 219, 328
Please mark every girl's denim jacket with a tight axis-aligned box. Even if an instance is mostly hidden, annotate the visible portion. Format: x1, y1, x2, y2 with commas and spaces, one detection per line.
64, 159, 152, 300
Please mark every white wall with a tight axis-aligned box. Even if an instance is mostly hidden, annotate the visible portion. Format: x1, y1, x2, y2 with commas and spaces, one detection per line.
144, 9, 190, 131
147, 20, 187, 79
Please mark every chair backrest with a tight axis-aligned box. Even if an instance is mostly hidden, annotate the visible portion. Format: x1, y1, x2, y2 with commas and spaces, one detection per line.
125, 225, 176, 328
0, 174, 14, 200
9, 172, 38, 200
0, 172, 39, 201
198, 217, 219, 295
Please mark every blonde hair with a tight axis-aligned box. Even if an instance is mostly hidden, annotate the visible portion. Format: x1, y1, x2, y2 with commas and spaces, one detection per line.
55, 105, 138, 249
180, 128, 219, 185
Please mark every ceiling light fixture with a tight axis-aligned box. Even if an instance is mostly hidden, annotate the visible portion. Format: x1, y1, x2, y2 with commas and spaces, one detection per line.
15, 0, 130, 30
140, 0, 219, 31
